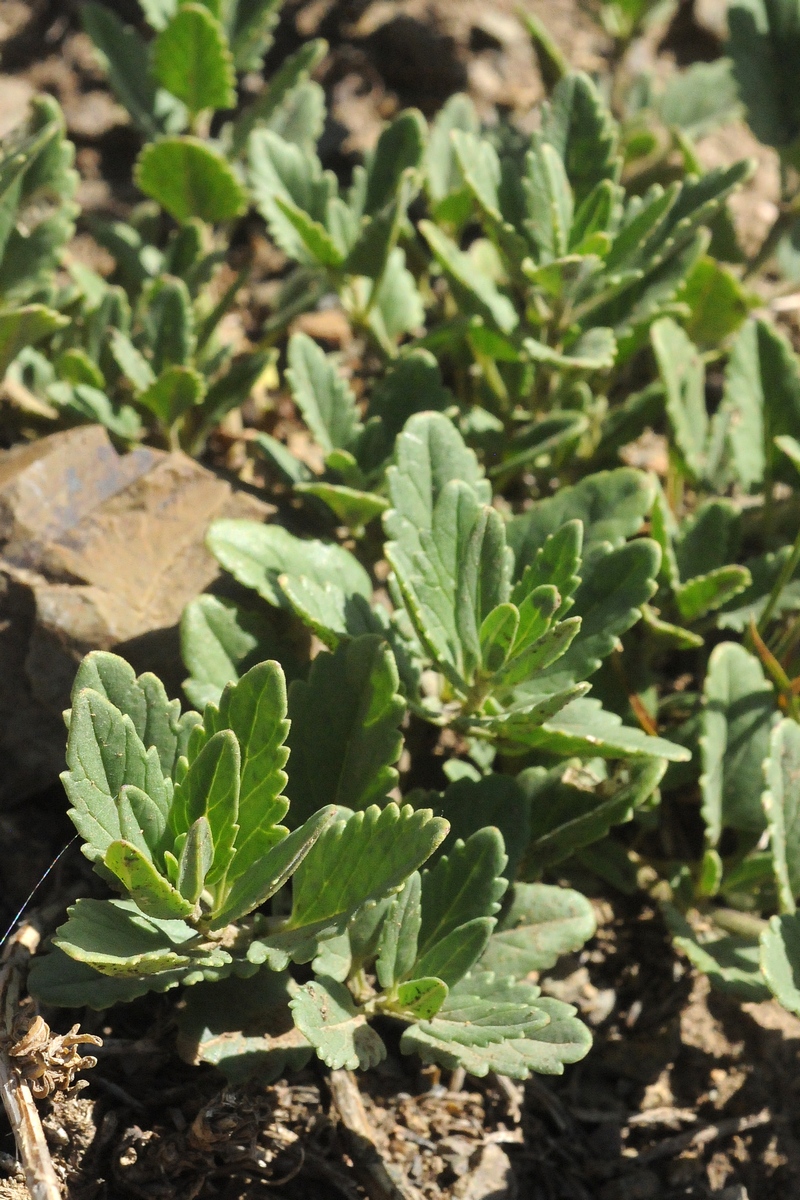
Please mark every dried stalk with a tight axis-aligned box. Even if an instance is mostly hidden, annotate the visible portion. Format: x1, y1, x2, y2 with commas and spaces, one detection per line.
328, 1069, 421, 1200
0, 927, 62, 1200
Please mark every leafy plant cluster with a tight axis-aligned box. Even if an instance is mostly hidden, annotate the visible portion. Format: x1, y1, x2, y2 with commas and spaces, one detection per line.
13, 0, 800, 1087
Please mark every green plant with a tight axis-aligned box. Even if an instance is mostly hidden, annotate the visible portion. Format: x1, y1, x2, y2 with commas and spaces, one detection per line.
0, 97, 77, 383
30, 648, 596, 1082
251, 70, 752, 486
726, 0, 800, 277
10, 211, 274, 450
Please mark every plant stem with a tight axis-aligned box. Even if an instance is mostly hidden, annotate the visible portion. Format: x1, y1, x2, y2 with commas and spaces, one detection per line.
757, 520, 800, 636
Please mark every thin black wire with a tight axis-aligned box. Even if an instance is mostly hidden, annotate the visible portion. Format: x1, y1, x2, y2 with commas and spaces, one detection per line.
0, 836, 78, 949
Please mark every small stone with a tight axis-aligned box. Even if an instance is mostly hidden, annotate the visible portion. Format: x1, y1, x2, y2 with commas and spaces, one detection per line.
0, 426, 269, 803
457, 1143, 516, 1199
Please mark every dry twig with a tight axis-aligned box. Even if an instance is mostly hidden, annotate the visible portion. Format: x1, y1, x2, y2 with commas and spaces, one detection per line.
636, 1108, 772, 1165
328, 1069, 422, 1200
0, 927, 62, 1200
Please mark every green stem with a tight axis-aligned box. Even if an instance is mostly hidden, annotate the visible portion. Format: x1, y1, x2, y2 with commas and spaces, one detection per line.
757, 520, 800, 636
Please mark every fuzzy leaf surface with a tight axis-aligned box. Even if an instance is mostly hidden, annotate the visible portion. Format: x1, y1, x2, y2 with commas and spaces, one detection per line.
285, 636, 404, 826
700, 642, 776, 845
208, 519, 371, 609
480, 883, 596, 978
763, 719, 800, 914
291, 977, 386, 1069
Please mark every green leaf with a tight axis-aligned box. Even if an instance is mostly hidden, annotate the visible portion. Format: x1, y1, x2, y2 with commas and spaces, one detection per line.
387, 479, 512, 689
523, 327, 616, 371
210, 806, 336, 928
763, 718, 800, 914
410, 830, 507, 989
542, 540, 659, 690
401, 973, 591, 1078
392, 978, 448, 1019
82, 3, 162, 136
284, 804, 448, 950
295, 483, 388, 531
229, 38, 327, 153
761, 913, 800, 1015
285, 636, 404, 826
70, 650, 199, 781
63, 688, 165, 863
29, 947, 188, 1008
104, 840, 195, 919
505, 696, 690, 760
207, 519, 371, 609
176, 816, 214, 903
181, 594, 289, 710
153, 4, 236, 115
518, 11, 566, 90
481, 883, 596, 979
136, 137, 247, 222
425, 92, 478, 208
678, 255, 751, 349
651, 316, 707, 481
277, 574, 378, 649
291, 977, 386, 1069
109, 329, 155, 392
523, 141, 573, 260
0, 306, 68, 377
522, 757, 668, 872
376, 872, 422, 989
139, 365, 206, 425
385, 411, 490, 541
674, 498, 741, 581
177, 969, 312, 1082
362, 109, 425, 215
658, 59, 743, 139
146, 276, 199, 372
51, 898, 204, 978
170, 729, 240, 884
419, 220, 518, 334
200, 662, 290, 882
700, 641, 776, 846
542, 72, 619, 205
508, 468, 654, 570
664, 906, 769, 1001
435, 775, 531, 880
674, 566, 751, 622
248, 129, 335, 264
286, 331, 362, 454
728, 0, 800, 150
720, 318, 800, 492
274, 195, 344, 267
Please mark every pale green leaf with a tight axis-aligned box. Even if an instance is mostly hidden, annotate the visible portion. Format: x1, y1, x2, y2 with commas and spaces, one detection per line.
291, 977, 386, 1069
207, 519, 372, 608
136, 137, 247, 222
285, 635, 404, 826
480, 883, 596, 979
700, 641, 776, 845
152, 4, 236, 115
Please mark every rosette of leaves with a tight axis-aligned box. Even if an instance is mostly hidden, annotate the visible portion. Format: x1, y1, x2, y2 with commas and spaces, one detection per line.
83, 0, 327, 221
29, 646, 595, 1083
8, 208, 273, 449
254, 332, 455, 532
0, 97, 77, 388
413, 73, 750, 474
198, 409, 689, 767
248, 107, 427, 353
